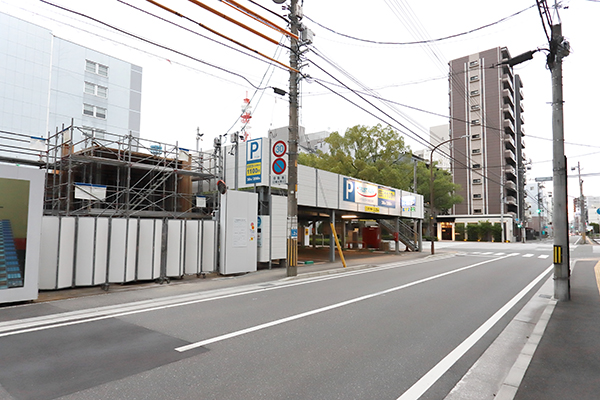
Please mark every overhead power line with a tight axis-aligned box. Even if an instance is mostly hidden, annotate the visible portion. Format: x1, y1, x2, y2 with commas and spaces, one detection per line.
39, 0, 285, 89
304, 5, 535, 46
144, 0, 298, 72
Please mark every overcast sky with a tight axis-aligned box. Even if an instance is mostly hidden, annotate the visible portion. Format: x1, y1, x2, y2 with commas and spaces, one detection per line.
2, 0, 599, 207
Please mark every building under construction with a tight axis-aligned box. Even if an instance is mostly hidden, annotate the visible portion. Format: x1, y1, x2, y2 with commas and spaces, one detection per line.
40, 125, 220, 219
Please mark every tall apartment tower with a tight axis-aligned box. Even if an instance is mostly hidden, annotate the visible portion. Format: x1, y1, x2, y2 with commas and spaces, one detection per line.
449, 47, 525, 227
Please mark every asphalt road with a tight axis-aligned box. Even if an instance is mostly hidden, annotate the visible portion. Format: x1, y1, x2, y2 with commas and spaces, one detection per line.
0, 242, 563, 400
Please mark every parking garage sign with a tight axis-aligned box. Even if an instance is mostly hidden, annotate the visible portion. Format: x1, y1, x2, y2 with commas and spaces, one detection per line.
246, 138, 262, 184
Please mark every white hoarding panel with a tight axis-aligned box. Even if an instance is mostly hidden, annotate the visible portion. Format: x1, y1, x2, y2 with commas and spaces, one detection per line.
166, 220, 183, 277
220, 190, 257, 274
137, 219, 163, 280
184, 220, 200, 274
57, 217, 75, 289
108, 219, 127, 283
202, 221, 216, 273
75, 217, 95, 286
125, 219, 137, 282
93, 218, 109, 285
271, 195, 287, 260
39, 216, 59, 290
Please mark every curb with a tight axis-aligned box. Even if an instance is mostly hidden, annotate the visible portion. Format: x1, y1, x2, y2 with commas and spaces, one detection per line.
444, 275, 556, 400
495, 297, 557, 399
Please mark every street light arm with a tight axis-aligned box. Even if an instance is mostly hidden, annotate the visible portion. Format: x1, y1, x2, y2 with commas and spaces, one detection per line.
429, 135, 468, 254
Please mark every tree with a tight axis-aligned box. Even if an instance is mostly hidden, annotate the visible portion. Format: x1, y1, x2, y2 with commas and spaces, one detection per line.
415, 161, 462, 215
299, 124, 413, 190
299, 124, 463, 215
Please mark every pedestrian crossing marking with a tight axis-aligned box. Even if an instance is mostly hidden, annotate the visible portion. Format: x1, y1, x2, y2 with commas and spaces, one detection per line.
461, 252, 553, 259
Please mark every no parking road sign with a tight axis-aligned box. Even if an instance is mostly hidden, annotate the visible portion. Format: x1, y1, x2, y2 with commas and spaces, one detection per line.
272, 158, 286, 175
271, 139, 288, 185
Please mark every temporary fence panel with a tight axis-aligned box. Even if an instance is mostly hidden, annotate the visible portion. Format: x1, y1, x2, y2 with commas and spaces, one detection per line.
271, 195, 287, 260
75, 217, 95, 286
166, 220, 184, 277
39, 216, 59, 290
220, 190, 258, 274
108, 219, 127, 283
184, 220, 205, 275
137, 219, 161, 281
202, 220, 216, 273
125, 219, 138, 282
57, 217, 75, 289
93, 218, 109, 285
38, 216, 216, 290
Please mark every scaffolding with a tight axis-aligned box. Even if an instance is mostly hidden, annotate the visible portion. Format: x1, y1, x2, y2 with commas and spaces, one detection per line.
40, 124, 221, 219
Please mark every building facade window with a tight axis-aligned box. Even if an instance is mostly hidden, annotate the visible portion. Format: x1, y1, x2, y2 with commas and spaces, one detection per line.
473, 163, 481, 169
82, 127, 106, 139
84, 82, 108, 98
473, 208, 482, 214
471, 134, 481, 139
83, 103, 107, 119
471, 119, 480, 125
470, 89, 479, 96
470, 75, 479, 82
85, 60, 109, 77
469, 60, 479, 68
473, 178, 482, 184
473, 194, 482, 199
470, 105, 480, 111
472, 148, 481, 154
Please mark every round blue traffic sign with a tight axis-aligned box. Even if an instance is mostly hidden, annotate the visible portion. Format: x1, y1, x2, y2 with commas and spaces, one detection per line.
273, 158, 286, 175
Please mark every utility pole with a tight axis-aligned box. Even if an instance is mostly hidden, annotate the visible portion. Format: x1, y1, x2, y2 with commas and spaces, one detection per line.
549, 23, 570, 301
574, 162, 586, 243
286, 0, 300, 277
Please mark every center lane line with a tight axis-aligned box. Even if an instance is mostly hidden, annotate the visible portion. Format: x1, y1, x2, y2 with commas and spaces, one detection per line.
175, 253, 518, 352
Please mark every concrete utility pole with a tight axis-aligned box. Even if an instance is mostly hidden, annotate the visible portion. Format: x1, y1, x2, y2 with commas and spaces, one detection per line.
286, 0, 300, 277
573, 161, 586, 243
549, 23, 570, 301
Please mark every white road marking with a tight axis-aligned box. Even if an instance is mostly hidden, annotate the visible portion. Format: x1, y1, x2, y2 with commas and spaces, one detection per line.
176, 254, 517, 352
523, 254, 534, 258
538, 254, 549, 259
395, 264, 553, 400
0, 255, 452, 338
494, 252, 505, 256
481, 252, 493, 255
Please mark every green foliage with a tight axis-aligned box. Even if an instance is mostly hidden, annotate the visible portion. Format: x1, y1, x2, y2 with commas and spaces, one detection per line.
455, 223, 466, 241
492, 223, 503, 242
465, 221, 502, 242
298, 124, 463, 213
479, 221, 493, 241
466, 224, 480, 241
591, 222, 599, 234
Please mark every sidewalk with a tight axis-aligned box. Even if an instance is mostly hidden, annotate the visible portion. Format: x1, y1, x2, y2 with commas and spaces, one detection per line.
513, 258, 600, 399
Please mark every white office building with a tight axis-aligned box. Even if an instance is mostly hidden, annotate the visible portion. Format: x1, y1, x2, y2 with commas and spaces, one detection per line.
0, 12, 142, 162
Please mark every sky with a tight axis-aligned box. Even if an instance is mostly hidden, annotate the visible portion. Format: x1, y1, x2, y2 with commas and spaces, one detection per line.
2, 0, 599, 208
